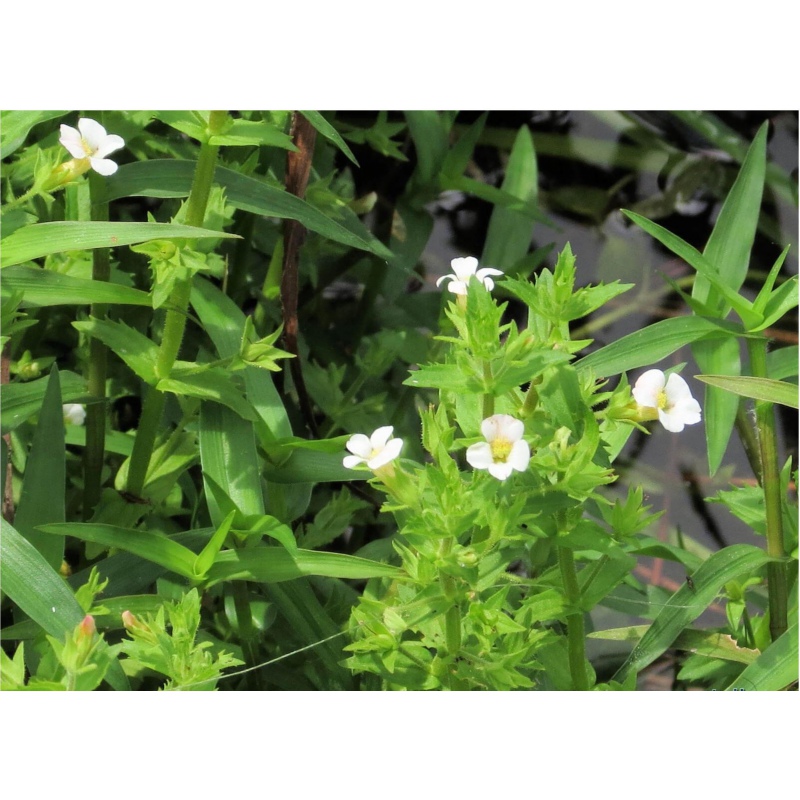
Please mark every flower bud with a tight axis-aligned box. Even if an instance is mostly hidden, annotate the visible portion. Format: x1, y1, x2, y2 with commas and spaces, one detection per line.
78, 615, 96, 639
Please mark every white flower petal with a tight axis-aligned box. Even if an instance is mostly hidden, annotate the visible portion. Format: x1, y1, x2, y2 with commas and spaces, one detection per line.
345, 433, 372, 458
62, 403, 86, 426
488, 462, 514, 481
59, 124, 87, 158
664, 373, 694, 403
370, 426, 395, 450
77, 117, 109, 151
658, 409, 686, 433
436, 274, 453, 288
447, 280, 468, 295
94, 133, 125, 159
450, 256, 479, 282
507, 440, 531, 472
632, 369, 666, 407
480, 416, 501, 442
343, 454, 366, 469
496, 414, 524, 442
368, 437, 403, 469
466, 442, 494, 470
475, 267, 504, 280
89, 157, 118, 176
482, 277, 495, 292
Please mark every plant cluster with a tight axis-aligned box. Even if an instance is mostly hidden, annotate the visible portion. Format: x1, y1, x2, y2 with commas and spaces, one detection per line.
1, 111, 796, 691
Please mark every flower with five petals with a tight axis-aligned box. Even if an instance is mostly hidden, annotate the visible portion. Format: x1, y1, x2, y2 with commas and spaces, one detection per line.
343, 426, 404, 471
59, 118, 125, 176
632, 369, 702, 433
466, 414, 530, 480
436, 256, 503, 295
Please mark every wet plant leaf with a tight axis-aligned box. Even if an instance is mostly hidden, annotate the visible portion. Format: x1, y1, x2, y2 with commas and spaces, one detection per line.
726, 620, 798, 691
695, 374, 799, 409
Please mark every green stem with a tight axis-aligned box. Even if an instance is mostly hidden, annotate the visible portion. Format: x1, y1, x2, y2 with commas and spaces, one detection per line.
438, 539, 462, 658
482, 361, 494, 419
747, 336, 788, 642
83, 171, 110, 518
126, 112, 228, 497
558, 544, 589, 690
735, 400, 763, 485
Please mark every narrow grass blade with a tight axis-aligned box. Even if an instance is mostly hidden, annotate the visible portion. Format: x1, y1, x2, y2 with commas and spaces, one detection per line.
589, 626, 759, 666
695, 374, 799, 409
1, 518, 83, 636
1, 221, 238, 268
103, 161, 392, 259
574, 316, 740, 378
1, 266, 151, 307
206, 547, 402, 585
727, 620, 798, 691
38, 522, 199, 580
482, 125, 538, 270
300, 111, 358, 166
613, 544, 775, 683
14, 365, 65, 569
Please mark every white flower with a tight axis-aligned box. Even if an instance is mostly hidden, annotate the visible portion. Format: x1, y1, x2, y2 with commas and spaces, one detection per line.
63, 404, 86, 426
466, 414, 530, 480
436, 256, 504, 295
343, 426, 403, 470
632, 369, 702, 433
59, 118, 125, 176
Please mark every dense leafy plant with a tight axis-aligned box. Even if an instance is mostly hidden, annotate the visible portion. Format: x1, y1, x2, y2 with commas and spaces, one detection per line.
1, 111, 796, 690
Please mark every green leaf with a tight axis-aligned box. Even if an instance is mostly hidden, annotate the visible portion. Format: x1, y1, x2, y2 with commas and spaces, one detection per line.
0, 110, 67, 159
1, 369, 86, 435
694, 335, 741, 475
405, 111, 450, 185
14, 365, 65, 569
698, 121, 767, 310
208, 119, 297, 150
300, 111, 358, 165
695, 374, 799, 409
73, 318, 159, 385
191, 277, 292, 441
767, 345, 799, 380
482, 125, 538, 270
574, 316, 741, 378
158, 366, 256, 421
727, 620, 797, 691
205, 546, 402, 586
193, 510, 236, 579
0, 265, 151, 308
262, 448, 364, 484
38, 522, 200, 580
103, 161, 392, 259
199, 401, 264, 527
441, 112, 487, 179
0, 518, 82, 637
589, 626, 759, 666
613, 544, 776, 683
755, 275, 799, 332
622, 211, 759, 328
1, 221, 239, 269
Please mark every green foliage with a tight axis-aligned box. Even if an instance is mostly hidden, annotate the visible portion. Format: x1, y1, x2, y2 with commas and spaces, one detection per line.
118, 589, 242, 690
1, 110, 795, 692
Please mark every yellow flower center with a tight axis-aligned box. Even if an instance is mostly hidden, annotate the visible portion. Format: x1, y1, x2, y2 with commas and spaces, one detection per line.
656, 389, 668, 410
81, 137, 97, 157
490, 437, 513, 463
